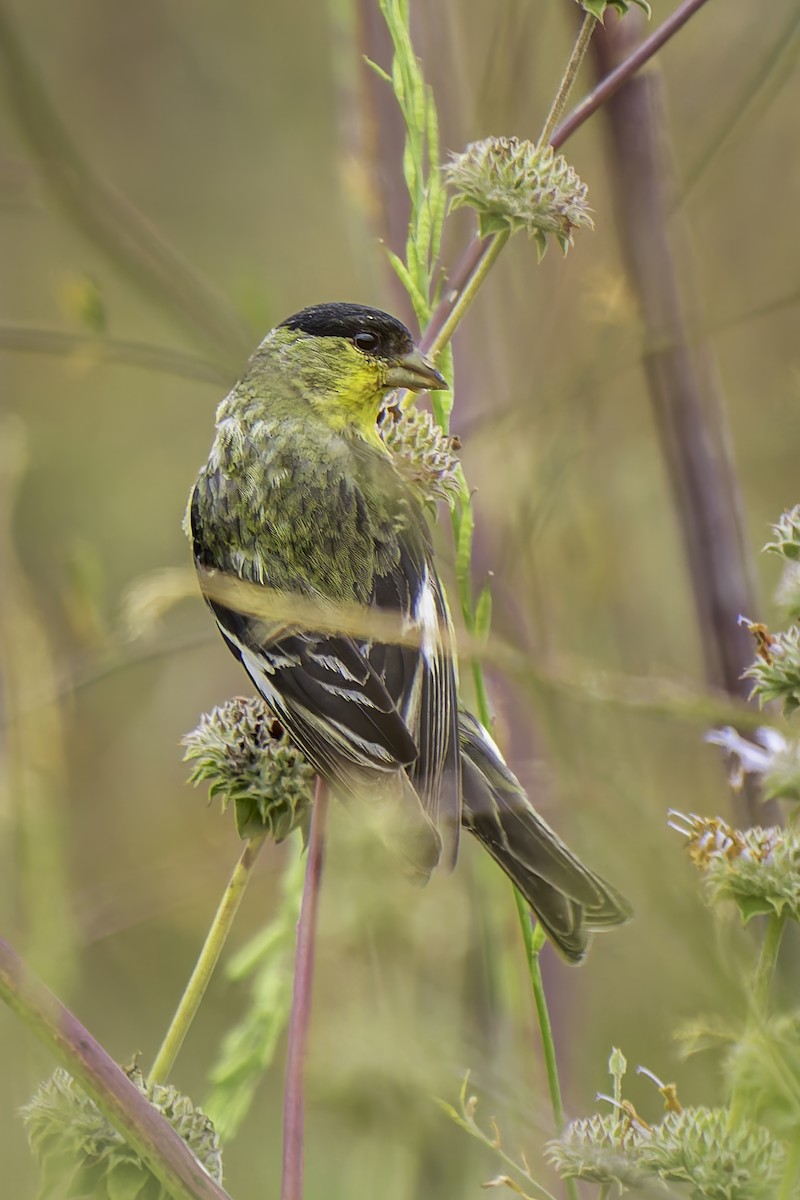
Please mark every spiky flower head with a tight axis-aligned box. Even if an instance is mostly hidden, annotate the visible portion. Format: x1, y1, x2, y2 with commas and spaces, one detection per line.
22, 1066, 223, 1200
670, 810, 800, 923
742, 623, 800, 714
545, 1112, 650, 1190
444, 137, 593, 256
183, 697, 314, 840
378, 401, 462, 507
547, 1105, 783, 1198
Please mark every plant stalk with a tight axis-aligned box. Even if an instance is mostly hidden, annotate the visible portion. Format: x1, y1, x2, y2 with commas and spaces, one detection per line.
421, 230, 509, 360
422, 0, 713, 358
753, 909, 786, 1015
0, 935, 232, 1200
538, 12, 597, 147
149, 833, 267, 1085
281, 776, 329, 1200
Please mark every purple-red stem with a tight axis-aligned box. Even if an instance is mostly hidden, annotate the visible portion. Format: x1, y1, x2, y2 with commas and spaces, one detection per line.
280, 777, 329, 1200
420, 0, 714, 357
0, 936, 231, 1200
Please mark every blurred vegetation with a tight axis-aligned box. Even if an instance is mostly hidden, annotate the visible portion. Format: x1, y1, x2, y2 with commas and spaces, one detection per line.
1, 0, 799, 1197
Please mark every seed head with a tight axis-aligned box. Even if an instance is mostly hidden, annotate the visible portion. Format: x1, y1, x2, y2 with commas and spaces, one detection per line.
444, 137, 593, 257
378, 402, 462, 507
670, 810, 800, 922
22, 1066, 223, 1199
183, 697, 314, 840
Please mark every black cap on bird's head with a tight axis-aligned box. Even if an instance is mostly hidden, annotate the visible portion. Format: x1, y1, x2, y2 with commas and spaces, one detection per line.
279, 302, 447, 394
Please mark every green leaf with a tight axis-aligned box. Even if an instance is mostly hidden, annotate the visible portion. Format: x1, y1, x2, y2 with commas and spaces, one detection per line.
385, 250, 428, 316
106, 1161, 150, 1200
736, 894, 781, 924
474, 583, 493, 643
362, 55, 391, 83
579, 0, 652, 18
477, 211, 513, 237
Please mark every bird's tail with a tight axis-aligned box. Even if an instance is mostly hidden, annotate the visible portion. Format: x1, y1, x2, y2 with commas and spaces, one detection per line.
459, 711, 632, 963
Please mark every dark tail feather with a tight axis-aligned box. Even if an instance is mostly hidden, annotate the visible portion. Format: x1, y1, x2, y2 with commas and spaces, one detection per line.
459, 711, 632, 964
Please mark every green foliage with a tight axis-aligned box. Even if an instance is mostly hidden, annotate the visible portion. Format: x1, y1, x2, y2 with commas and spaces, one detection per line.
579, 0, 652, 19
22, 1067, 222, 1200
370, 0, 454, 429
371, 0, 447, 329
204, 843, 305, 1142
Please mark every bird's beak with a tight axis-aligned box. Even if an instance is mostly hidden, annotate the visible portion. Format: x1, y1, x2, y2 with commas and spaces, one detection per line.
385, 346, 448, 392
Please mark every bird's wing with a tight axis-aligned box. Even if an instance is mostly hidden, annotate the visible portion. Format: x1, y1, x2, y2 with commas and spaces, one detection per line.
189, 484, 460, 862
370, 541, 461, 866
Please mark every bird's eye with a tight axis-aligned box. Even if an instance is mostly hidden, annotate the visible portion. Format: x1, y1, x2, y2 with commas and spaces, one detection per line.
353, 331, 379, 352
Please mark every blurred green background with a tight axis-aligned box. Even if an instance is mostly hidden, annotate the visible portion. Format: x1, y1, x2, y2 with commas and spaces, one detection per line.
1, 0, 798, 1196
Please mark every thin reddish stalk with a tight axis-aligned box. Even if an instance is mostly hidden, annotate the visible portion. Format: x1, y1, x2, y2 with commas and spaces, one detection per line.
280, 777, 329, 1200
552, 0, 713, 147
421, 0, 713, 357
0, 936, 231, 1200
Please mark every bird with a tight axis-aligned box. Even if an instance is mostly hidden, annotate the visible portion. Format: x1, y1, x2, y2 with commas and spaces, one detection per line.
187, 301, 631, 962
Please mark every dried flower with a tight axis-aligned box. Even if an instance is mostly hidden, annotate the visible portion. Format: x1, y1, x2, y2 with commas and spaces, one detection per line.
183, 697, 314, 840
22, 1066, 223, 1200
743, 625, 800, 713
378, 401, 462, 506
444, 137, 593, 256
670, 811, 800, 922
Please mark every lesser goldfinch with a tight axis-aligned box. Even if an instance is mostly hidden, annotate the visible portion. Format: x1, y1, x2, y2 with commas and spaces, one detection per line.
188, 302, 630, 962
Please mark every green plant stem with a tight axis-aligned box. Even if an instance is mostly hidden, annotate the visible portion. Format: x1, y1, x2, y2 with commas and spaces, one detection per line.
553, 0, 713, 146
729, 911, 787, 1126
423, 0, 712, 358
0, 935, 232, 1200
421, 230, 509, 360
149, 833, 267, 1085
753, 909, 787, 1014
778, 1139, 800, 1200
538, 12, 598, 147
518, 901, 566, 1131
467, 587, 572, 1190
